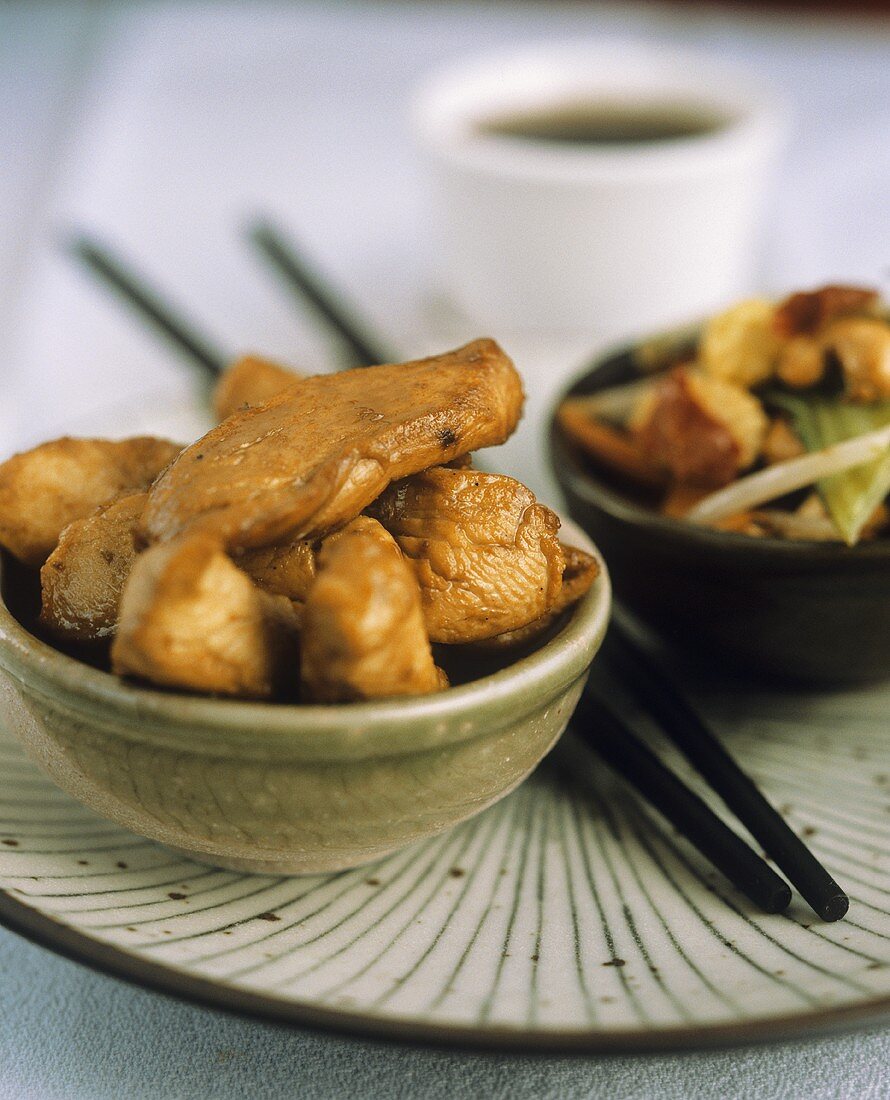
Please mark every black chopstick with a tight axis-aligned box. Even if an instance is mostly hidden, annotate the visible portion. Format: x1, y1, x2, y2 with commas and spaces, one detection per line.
574, 689, 792, 914
603, 620, 849, 922
247, 219, 393, 367
68, 235, 227, 378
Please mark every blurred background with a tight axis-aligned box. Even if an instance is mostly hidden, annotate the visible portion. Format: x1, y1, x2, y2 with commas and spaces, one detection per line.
2, 0, 889, 496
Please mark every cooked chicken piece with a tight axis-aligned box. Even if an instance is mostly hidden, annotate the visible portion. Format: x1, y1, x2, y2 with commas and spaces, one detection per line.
300, 516, 445, 702
699, 286, 882, 395
367, 467, 564, 643
111, 534, 300, 698
558, 398, 668, 488
823, 317, 890, 402
213, 355, 302, 422
762, 417, 806, 465
775, 335, 827, 389
468, 543, 598, 651
143, 340, 524, 552
772, 287, 887, 396
698, 298, 781, 389
236, 538, 316, 602
40, 492, 146, 643
633, 368, 768, 489
553, 543, 597, 606
772, 285, 880, 338
0, 436, 181, 567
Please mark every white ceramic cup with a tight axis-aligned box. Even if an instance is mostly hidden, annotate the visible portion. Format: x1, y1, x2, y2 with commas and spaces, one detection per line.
412, 42, 785, 339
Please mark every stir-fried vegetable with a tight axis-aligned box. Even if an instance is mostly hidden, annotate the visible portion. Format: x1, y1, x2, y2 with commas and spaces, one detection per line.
557, 283, 890, 543
687, 422, 890, 536
768, 394, 890, 544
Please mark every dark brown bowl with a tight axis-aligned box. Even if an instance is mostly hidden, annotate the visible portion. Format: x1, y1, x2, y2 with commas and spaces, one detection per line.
548, 342, 890, 684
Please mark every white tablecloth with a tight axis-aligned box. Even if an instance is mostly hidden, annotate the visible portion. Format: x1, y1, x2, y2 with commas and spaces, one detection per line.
1, 3, 888, 1096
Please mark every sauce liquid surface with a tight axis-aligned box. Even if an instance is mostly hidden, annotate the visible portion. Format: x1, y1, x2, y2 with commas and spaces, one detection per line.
478, 100, 729, 146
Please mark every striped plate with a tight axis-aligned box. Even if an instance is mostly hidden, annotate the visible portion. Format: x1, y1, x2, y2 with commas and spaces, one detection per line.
1, 674, 888, 1050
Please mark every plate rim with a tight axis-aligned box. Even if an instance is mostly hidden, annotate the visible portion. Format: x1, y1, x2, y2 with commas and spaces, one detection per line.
2, 886, 888, 1054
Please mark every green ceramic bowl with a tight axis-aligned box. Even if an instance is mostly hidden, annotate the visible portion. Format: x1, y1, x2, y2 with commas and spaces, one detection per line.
0, 530, 610, 875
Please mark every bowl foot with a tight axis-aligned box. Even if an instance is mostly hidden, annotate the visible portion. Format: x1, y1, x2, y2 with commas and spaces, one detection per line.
161, 841, 407, 876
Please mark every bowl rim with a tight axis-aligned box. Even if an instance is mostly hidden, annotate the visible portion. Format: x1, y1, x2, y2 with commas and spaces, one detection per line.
0, 535, 611, 762
549, 342, 890, 567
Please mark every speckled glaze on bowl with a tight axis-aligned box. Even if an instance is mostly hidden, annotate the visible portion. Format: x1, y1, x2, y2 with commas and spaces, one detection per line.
0, 535, 610, 875
549, 342, 890, 684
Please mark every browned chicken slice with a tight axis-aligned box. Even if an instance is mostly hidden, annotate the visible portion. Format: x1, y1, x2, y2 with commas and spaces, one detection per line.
40, 492, 146, 643
142, 339, 524, 551
772, 288, 888, 397
213, 355, 302, 422
367, 467, 564, 643
111, 534, 300, 698
236, 538, 316, 602
772, 284, 881, 338
0, 436, 181, 567
300, 516, 446, 702
775, 335, 827, 389
468, 543, 599, 651
824, 316, 890, 402
632, 368, 767, 489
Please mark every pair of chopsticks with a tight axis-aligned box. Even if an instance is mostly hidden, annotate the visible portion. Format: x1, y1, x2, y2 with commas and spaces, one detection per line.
68, 222, 848, 922
586, 622, 847, 919
71, 225, 390, 379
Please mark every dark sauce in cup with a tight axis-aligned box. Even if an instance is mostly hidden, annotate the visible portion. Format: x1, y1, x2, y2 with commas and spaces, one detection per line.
478, 100, 729, 146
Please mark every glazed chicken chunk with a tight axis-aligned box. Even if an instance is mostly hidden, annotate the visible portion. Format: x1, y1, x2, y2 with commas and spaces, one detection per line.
236, 538, 317, 603
698, 298, 781, 389
699, 286, 883, 394
213, 355, 302, 422
632, 368, 768, 489
111, 534, 300, 698
775, 335, 827, 390
300, 516, 446, 702
0, 436, 181, 567
823, 317, 890, 402
773, 287, 888, 399
367, 467, 565, 643
470, 543, 599, 651
142, 340, 524, 551
771, 285, 881, 339
40, 492, 146, 643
